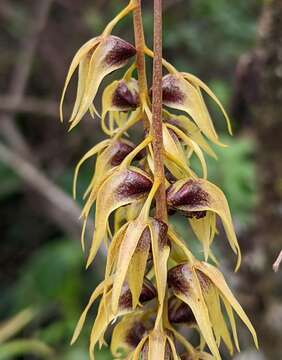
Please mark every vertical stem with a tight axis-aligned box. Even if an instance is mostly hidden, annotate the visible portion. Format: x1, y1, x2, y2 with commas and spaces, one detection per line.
152, 0, 167, 222
133, 0, 148, 106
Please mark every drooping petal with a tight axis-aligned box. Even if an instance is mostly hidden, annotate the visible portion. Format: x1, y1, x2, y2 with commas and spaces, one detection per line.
168, 264, 221, 359
167, 178, 241, 270
73, 139, 110, 199
149, 219, 170, 326
69, 36, 136, 130
164, 111, 217, 159
60, 37, 101, 123
195, 262, 258, 349
163, 124, 189, 179
87, 167, 152, 267
182, 73, 232, 135
196, 270, 233, 354
127, 227, 151, 308
189, 212, 216, 261
71, 276, 113, 345
162, 74, 221, 145
166, 124, 208, 179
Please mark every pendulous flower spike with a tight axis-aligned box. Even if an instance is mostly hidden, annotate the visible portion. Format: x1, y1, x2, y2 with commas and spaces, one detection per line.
63, 1, 257, 358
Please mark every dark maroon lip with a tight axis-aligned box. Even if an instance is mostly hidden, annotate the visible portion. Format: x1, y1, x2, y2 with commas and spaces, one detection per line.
112, 80, 139, 109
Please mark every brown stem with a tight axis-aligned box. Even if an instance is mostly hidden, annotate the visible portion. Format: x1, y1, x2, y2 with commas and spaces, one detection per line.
133, 0, 148, 106
152, 0, 167, 222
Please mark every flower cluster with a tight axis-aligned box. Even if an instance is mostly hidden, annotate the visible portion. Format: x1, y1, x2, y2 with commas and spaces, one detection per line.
61, 2, 258, 359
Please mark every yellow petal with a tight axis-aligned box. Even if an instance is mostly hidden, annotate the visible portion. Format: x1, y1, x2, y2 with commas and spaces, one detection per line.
182, 72, 232, 135
166, 123, 208, 179
189, 212, 215, 261
195, 262, 258, 349
71, 277, 112, 345
60, 37, 100, 123
162, 74, 221, 145
73, 139, 110, 199
168, 264, 221, 359
164, 111, 217, 159
198, 272, 233, 354
149, 219, 170, 327
127, 227, 151, 309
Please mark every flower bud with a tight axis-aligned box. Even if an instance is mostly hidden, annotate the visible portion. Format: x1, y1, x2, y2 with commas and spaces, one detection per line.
117, 170, 152, 198
167, 179, 208, 219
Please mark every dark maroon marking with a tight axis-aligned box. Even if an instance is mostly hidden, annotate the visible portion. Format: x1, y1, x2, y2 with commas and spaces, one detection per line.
176, 209, 207, 219
168, 298, 195, 324
119, 279, 156, 310
152, 218, 168, 248
162, 74, 185, 104
112, 81, 139, 109
125, 321, 146, 348
135, 227, 151, 252
180, 354, 193, 360
167, 179, 209, 213
165, 167, 177, 184
168, 264, 190, 294
117, 170, 152, 198
110, 141, 135, 166
139, 278, 157, 303
195, 269, 212, 292
105, 36, 136, 66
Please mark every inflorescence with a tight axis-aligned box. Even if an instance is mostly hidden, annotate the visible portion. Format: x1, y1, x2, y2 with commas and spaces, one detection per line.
60, 1, 258, 359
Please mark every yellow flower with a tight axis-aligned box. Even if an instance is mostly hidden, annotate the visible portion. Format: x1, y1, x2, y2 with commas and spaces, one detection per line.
167, 178, 241, 270
60, 1, 137, 130
168, 262, 258, 360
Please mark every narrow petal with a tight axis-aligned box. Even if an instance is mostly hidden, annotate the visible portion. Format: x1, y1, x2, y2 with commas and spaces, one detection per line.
60, 37, 100, 122
127, 227, 151, 308
164, 111, 217, 159
73, 139, 110, 199
162, 74, 220, 145
149, 219, 170, 327
71, 277, 113, 345
182, 73, 232, 135
195, 262, 258, 348
168, 264, 221, 359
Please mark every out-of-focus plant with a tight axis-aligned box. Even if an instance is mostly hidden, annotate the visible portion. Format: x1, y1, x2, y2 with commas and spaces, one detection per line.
0, 308, 53, 360
61, 1, 258, 359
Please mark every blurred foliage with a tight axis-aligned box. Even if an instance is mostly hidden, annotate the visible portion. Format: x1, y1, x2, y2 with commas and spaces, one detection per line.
0, 0, 261, 358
